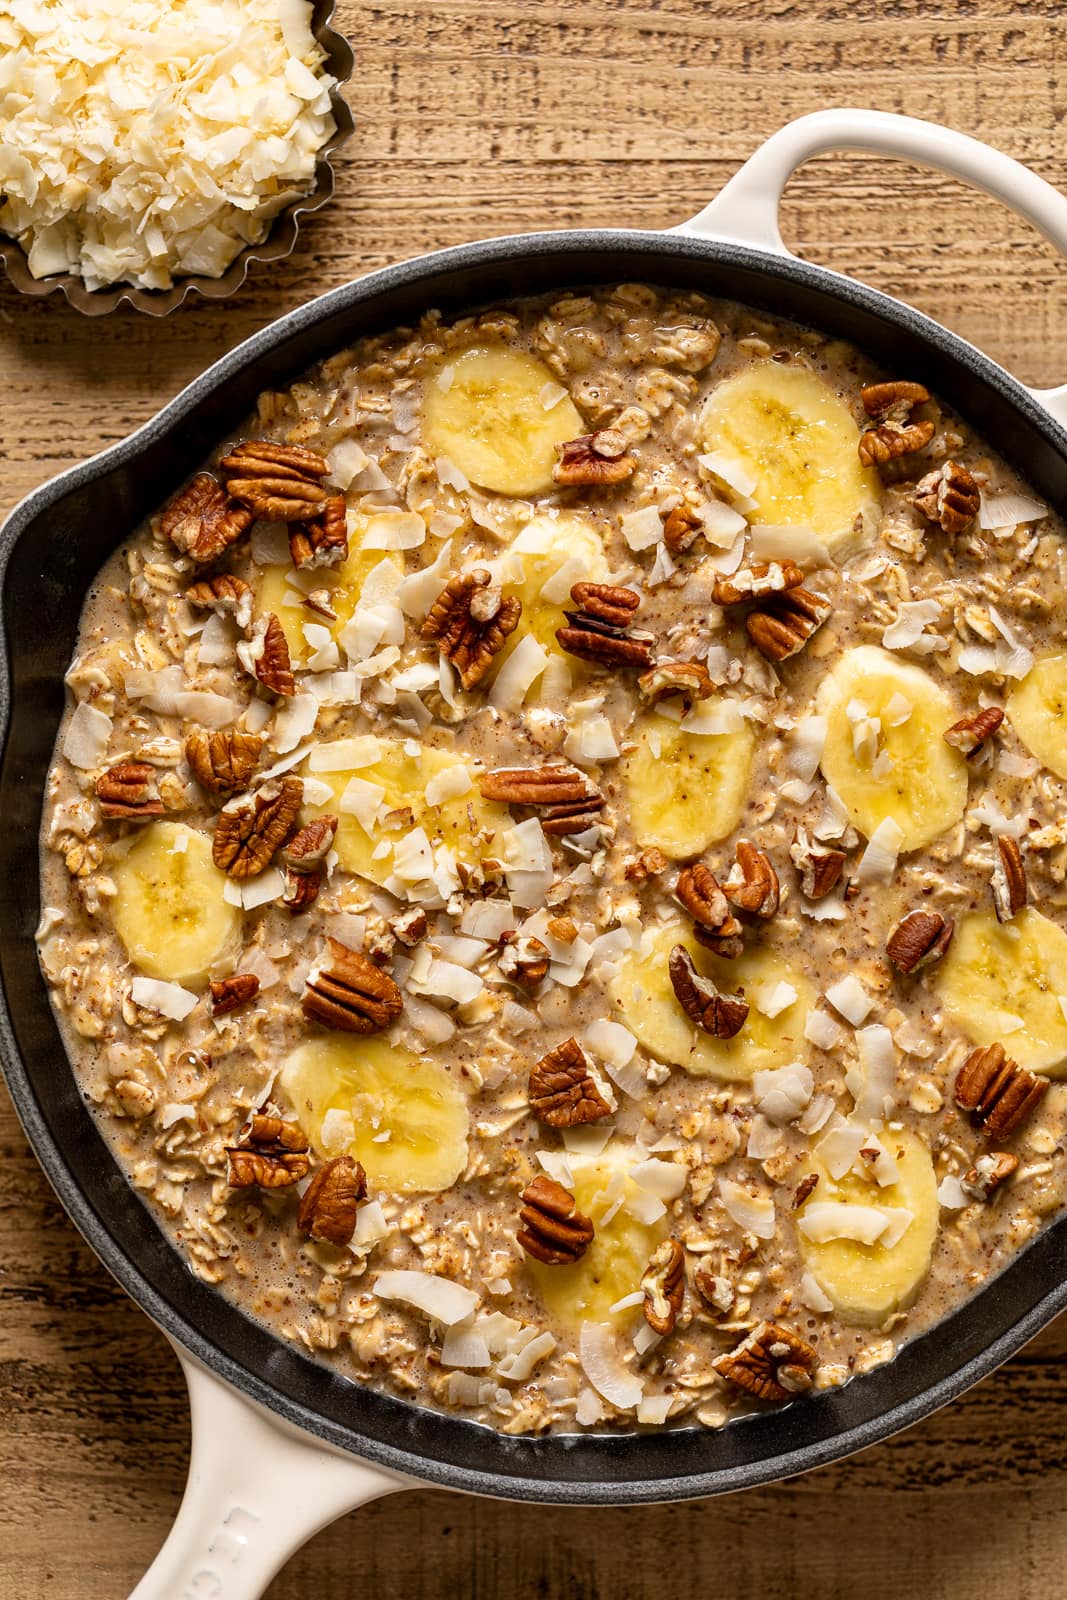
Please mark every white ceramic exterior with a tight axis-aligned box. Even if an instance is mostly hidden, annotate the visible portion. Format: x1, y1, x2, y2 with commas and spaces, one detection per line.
129, 109, 1067, 1600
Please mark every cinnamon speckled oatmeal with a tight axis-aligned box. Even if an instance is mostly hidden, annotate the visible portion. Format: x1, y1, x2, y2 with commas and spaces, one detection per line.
38, 283, 1067, 1434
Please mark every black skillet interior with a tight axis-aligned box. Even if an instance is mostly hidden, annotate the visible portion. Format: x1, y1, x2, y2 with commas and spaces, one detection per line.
4, 232, 1067, 1504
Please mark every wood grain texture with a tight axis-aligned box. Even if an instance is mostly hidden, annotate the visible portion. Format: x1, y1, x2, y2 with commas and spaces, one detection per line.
3, 1, 1067, 1594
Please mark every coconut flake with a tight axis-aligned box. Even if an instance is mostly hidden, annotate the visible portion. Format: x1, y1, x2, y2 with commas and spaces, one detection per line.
855, 816, 904, 885
579, 1322, 643, 1411
848, 1024, 898, 1122
63, 701, 112, 769
749, 524, 832, 569
619, 505, 664, 551
440, 1322, 492, 1369
825, 974, 873, 1026
751, 980, 798, 1020
746, 1115, 784, 1160
881, 600, 943, 653
937, 1175, 970, 1210
804, 1009, 843, 1050
488, 635, 548, 714
798, 1271, 834, 1313
272, 693, 318, 754
754, 1061, 813, 1123
697, 450, 758, 499
799, 1202, 912, 1246
130, 976, 198, 1021
373, 1270, 479, 1326
978, 491, 1047, 530
699, 498, 747, 547
718, 1178, 776, 1239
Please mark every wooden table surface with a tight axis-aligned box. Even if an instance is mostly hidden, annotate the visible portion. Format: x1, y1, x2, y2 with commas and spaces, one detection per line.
4, 2, 1067, 1594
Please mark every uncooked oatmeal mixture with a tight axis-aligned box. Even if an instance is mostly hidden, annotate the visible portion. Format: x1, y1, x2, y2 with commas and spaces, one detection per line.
38, 283, 1067, 1433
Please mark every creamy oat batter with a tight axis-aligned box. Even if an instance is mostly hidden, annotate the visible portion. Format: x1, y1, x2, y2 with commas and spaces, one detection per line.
37, 284, 1067, 1433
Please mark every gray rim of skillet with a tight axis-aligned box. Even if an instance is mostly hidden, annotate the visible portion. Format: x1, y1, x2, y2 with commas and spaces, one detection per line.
2, 228, 1067, 1502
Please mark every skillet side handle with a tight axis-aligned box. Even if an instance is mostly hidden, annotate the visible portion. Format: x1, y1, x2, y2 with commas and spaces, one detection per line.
676, 108, 1067, 428
129, 1354, 411, 1600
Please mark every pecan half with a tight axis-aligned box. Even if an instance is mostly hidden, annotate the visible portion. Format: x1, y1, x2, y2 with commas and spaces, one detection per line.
552, 428, 635, 487
227, 1109, 310, 1189
642, 1238, 685, 1335
712, 561, 805, 606
858, 381, 935, 467
556, 581, 654, 669
517, 1175, 594, 1264
954, 1043, 1048, 1139
185, 573, 254, 631
219, 440, 330, 521
302, 938, 404, 1033
676, 863, 743, 958
289, 494, 349, 569
912, 459, 981, 534
662, 503, 703, 554
745, 587, 831, 663
212, 776, 303, 879
668, 945, 748, 1038
420, 569, 523, 690
992, 834, 1027, 921
161, 473, 253, 563
528, 1037, 614, 1127
95, 761, 164, 820
637, 659, 714, 712
789, 827, 846, 901
185, 728, 264, 796
499, 934, 551, 987
886, 909, 954, 974
724, 840, 779, 920
237, 613, 295, 697
944, 706, 1003, 757
712, 1321, 818, 1402
297, 1155, 368, 1246
210, 973, 261, 1016
479, 763, 605, 836
960, 1151, 1019, 1201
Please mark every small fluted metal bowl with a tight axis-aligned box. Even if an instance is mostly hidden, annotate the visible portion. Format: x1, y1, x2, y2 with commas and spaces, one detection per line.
0, 0, 354, 317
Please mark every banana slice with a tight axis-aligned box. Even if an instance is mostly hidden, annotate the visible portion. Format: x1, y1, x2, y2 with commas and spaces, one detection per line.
817, 644, 968, 850
279, 1035, 470, 1194
797, 1128, 938, 1323
934, 907, 1067, 1074
609, 921, 813, 1082
699, 363, 881, 556
302, 737, 510, 888
423, 346, 584, 496
1007, 654, 1067, 780
110, 821, 242, 986
504, 510, 610, 653
256, 530, 388, 666
620, 710, 754, 858
525, 1147, 669, 1327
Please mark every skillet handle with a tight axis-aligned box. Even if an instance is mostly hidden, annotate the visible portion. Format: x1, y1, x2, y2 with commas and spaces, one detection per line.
129, 1352, 412, 1600
676, 108, 1067, 427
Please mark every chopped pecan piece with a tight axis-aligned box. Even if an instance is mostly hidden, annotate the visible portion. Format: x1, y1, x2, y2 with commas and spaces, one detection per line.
886, 909, 954, 974
282, 814, 338, 871
789, 827, 846, 901
944, 705, 1003, 757
161, 473, 253, 563
518, 1175, 594, 1264
420, 569, 523, 690
724, 840, 779, 920
912, 459, 981, 534
960, 1151, 1019, 1201
642, 1238, 685, 1336
185, 728, 264, 796
668, 945, 748, 1038
858, 381, 935, 467
185, 573, 254, 631
694, 1267, 735, 1314
302, 938, 404, 1033
624, 846, 669, 882
528, 1037, 614, 1127
954, 1043, 1048, 1139
712, 1321, 819, 1402
219, 440, 330, 521
390, 908, 429, 947
282, 872, 322, 914
793, 1173, 819, 1209
289, 494, 349, 569
662, 503, 703, 554
499, 934, 551, 987
556, 581, 654, 669
745, 587, 831, 663
992, 835, 1027, 921
552, 428, 635, 487
297, 1155, 368, 1246
237, 613, 295, 697
95, 761, 164, 820
227, 1108, 310, 1189
212, 776, 303, 879
479, 763, 605, 836
676, 863, 743, 958
637, 659, 714, 712
712, 561, 805, 606
303, 588, 338, 621
210, 973, 260, 1016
